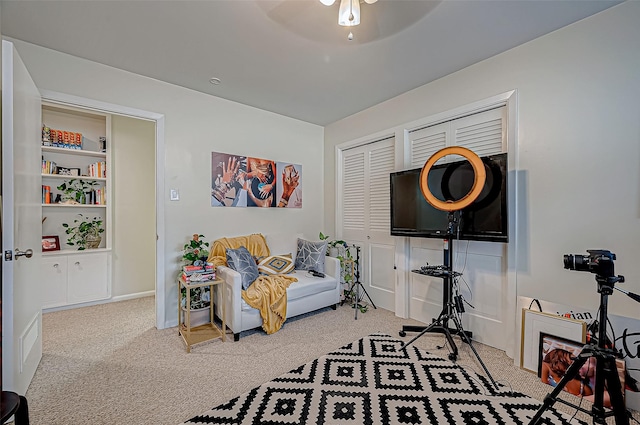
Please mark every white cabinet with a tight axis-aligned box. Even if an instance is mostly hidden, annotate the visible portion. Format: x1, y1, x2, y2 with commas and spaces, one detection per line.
41, 256, 68, 309
41, 251, 110, 309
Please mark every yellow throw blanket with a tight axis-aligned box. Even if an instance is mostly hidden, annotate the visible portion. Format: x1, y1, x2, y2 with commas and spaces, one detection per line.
207, 233, 270, 265
241, 275, 298, 334
207, 233, 296, 334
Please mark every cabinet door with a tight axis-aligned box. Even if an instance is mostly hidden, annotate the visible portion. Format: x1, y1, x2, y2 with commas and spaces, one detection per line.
67, 252, 109, 304
41, 256, 68, 309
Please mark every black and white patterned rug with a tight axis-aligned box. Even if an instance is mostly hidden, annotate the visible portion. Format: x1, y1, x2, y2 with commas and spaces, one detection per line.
182, 334, 586, 424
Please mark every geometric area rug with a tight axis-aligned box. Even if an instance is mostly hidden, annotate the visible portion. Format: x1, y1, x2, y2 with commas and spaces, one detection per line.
181, 333, 587, 425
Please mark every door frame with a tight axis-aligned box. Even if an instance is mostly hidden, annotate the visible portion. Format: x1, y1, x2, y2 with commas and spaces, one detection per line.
39, 90, 167, 330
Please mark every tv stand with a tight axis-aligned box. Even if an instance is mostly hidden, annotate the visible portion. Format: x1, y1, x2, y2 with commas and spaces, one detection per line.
398, 237, 471, 360
399, 215, 498, 389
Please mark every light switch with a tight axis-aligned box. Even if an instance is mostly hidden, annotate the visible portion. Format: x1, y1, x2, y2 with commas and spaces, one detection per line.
170, 189, 179, 201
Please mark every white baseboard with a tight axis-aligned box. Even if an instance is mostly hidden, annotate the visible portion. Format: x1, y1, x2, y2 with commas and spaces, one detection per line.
43, 291, 155, 314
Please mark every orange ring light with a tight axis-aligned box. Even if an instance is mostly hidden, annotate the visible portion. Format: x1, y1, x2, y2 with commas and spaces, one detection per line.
419, 146, 486, 212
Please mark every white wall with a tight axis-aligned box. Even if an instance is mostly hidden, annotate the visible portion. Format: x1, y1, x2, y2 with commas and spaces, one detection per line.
325, 2, 640, 320
8, 38, 325, 328
112, 115, 156, 297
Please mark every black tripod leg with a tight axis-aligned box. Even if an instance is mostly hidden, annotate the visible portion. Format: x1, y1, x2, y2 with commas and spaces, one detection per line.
400, 316, 442, 350
450, 313, 499, 390
400, 314, 459, 359
596, 356, 629, 425
356, 282, 377, 309
529, 353, 589, 425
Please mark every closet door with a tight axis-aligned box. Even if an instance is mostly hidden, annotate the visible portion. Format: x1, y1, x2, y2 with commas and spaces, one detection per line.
340, 137, 396, 311
407, 107, 509, 349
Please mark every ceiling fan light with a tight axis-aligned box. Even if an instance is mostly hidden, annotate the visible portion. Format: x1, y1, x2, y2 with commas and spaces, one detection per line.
319, 0, 336, 5
338, 0, 360, 26
363, 0, 377, 3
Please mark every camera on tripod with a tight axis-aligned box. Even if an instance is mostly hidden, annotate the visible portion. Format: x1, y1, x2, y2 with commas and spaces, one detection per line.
563, 249, 619, 280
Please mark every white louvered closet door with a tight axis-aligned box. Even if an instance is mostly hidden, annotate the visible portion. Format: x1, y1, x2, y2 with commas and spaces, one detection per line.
340, 137, 396, 311
406, 106, 509, 350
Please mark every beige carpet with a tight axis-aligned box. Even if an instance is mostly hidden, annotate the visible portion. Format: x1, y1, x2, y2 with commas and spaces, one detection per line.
26, 296, 638, 425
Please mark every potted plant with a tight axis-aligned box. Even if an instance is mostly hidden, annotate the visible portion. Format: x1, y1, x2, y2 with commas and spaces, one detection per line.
182, 233, 210, 265
62, 214, 104, 250
180, 234, 211, 320
319, 232, 357, 300
57, 179, 98, 204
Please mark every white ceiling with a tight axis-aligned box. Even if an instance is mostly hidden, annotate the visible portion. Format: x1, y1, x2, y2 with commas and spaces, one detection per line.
1, 0, 621, 126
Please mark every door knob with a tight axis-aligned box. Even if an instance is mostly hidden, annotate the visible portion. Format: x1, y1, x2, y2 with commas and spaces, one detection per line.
14, 248, 33, 259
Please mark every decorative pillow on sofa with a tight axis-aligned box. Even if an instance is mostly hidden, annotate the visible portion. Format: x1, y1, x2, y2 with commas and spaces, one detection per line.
294, 238, 327, 273
257, 254, 294, 275
226, 246, 259, 290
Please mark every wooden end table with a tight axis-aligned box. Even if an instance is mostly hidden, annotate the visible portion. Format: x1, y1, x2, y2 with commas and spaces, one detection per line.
178, 277, 226, 353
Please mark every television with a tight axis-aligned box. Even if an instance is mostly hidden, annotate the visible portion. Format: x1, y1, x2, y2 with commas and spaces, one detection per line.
390, 152, 508, 242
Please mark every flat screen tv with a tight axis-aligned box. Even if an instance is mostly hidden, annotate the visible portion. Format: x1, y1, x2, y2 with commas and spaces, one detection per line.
390, 152, 508, 242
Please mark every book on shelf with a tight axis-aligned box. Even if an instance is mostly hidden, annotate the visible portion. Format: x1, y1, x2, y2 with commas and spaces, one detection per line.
41, 185, 51, 204
42, 159, 57, 175
87, 161, 106, 178
43, 126, 83, 150
180, 272, 216, 283
183, 264, 214, 275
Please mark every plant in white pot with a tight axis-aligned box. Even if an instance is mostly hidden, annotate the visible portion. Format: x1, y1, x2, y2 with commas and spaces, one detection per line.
62, 214, 104, 250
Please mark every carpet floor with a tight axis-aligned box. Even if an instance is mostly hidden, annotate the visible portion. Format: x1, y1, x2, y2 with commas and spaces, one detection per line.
25, 296, 639, 425
183, 333, 588, 425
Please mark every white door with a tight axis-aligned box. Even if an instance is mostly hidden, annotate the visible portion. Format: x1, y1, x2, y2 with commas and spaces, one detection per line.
2, 40, 43, 394
340, 137, 396, 311
407, 107, 508, 349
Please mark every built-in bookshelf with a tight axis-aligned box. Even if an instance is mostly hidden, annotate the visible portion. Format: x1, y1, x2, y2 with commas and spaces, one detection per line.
41, 102, 112, 309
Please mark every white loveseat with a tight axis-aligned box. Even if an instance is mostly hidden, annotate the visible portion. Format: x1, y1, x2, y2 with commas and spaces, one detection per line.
213, 233, 341, 341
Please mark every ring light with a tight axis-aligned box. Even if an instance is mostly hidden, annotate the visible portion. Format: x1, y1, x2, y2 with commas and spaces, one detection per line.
419, 146, 486, 212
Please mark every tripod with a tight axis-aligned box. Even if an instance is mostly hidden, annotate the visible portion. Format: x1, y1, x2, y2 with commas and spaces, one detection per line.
341, 244, 377, 320
529, 273, 630, 425
399, 212, 498, 389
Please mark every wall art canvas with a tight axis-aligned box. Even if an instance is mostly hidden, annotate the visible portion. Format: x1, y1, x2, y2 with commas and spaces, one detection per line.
245, 157, 277, 207
538, 333, 626, 408
275, 162, 302, 208
211, 152, 303, 208
520, 309, 586, 374
211, 152, 248, 207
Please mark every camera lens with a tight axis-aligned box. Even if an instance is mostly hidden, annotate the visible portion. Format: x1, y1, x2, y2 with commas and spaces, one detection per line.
564, 254, 590, 271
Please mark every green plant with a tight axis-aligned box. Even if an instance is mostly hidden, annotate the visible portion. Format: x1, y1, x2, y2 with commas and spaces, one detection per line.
319, 232, 355, 284
62, 214, 104, 250
183, 234, 210, 265
343, 289, 368, 313
180, 234, 211, 310
57, 179, 98, 203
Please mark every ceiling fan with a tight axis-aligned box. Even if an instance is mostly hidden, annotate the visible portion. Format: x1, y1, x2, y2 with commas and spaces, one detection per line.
319, 0, 379, 28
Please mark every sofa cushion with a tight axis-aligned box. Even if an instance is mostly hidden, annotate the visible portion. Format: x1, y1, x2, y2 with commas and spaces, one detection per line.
294, 238, 327, 273
287, 271, 337, 301
226, 246, 259, 290
265, 233, 302, 263
241, 270, 337, 311
257, 254, 294, 275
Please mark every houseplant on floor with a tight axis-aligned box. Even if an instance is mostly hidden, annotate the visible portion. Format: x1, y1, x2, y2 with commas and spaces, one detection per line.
62, 214, 104, 250
319, 232, 365, 311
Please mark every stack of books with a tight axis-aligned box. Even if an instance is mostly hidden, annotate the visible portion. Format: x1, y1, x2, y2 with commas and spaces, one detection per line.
180, 263, 216, 283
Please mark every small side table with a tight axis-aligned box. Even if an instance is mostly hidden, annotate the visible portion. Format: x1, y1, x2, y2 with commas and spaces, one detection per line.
178, 277, 226, 353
